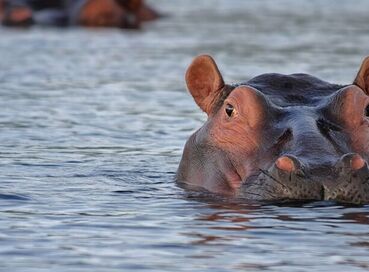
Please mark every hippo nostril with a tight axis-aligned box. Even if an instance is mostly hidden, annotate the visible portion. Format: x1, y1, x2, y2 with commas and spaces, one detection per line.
338, 153, 366, 171
351, 154, 366, 170
275, 155, 302, 172
276, 156, 295, 172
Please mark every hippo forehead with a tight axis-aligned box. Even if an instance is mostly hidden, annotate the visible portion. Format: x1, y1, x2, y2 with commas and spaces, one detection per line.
233, 73, 345, 107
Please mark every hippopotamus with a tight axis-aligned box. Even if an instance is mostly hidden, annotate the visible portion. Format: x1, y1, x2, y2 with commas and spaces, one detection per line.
0, 0, 160, 28
177, 55, 369, 204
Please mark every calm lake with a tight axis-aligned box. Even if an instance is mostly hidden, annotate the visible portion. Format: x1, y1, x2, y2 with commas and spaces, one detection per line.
0, 0, 369, 271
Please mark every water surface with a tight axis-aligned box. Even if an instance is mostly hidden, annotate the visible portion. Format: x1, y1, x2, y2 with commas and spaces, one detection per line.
0, 0, 369, 271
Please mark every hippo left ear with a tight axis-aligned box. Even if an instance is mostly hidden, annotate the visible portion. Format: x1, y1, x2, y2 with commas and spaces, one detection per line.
185, 55, 225, 114
354, 56, 369, 95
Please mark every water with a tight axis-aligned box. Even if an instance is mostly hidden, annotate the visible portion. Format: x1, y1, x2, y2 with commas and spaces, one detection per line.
0, 0, 369, 271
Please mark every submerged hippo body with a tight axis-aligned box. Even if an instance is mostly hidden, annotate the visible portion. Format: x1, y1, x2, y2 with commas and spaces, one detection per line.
0, 0, 160, 28
177, 55, 369, 204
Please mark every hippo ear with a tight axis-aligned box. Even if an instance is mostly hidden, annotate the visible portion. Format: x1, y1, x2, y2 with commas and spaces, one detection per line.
185, 55, 225, 114
354, 56, 369, 95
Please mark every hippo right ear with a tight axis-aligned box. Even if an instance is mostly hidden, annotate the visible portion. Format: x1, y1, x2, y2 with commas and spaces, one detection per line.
354, 56, 369, 95
185, 55, 225, 114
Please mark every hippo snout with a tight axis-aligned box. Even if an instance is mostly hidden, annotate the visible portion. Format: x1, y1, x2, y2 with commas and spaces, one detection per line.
240, 153, 369, 204
323, 154, 369, 204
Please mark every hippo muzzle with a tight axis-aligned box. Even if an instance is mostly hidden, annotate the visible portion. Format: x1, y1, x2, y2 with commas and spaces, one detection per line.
240, 154, 369, 204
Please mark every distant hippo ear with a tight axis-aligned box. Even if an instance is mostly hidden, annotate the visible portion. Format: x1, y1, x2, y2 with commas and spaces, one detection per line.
354, 56, 369, 95
185, 55, 225, 114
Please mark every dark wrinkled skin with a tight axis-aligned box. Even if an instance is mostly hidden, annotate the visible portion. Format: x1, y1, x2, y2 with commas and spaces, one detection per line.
177, 55, 369, 204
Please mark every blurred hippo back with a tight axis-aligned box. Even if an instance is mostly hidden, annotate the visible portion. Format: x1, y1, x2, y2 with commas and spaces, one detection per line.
0, 0, 161, 28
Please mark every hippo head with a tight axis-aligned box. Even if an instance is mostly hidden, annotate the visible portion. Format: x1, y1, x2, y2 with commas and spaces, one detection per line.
0, 1, 34, 27
177, 55, 369, 204
77, 0, 141, 29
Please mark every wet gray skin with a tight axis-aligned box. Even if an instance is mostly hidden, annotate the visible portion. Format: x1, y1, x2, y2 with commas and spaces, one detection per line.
178, 56, 369, 204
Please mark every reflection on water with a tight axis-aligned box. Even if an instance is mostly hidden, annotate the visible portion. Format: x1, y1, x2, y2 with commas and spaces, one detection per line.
0, 0, 369, 271
181, 200, 369, 270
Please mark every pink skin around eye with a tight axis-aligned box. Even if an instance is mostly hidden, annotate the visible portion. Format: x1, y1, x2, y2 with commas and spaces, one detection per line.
206, 86, 269, 190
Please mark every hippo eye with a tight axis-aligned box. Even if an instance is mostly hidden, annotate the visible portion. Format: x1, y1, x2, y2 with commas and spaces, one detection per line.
365, 105, 369, 117
225, 104, 234, 117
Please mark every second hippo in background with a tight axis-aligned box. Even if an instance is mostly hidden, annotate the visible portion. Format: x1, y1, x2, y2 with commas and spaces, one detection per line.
0, 0, 161, 29
72, 0, 160, 29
